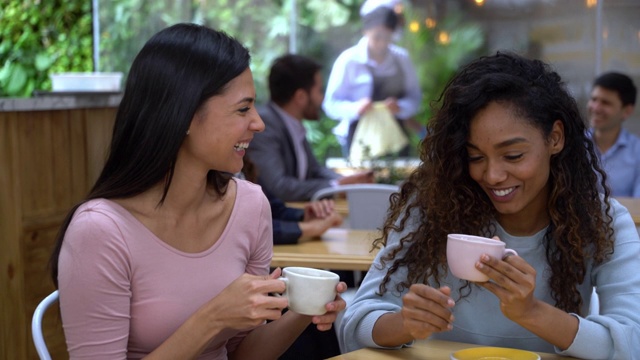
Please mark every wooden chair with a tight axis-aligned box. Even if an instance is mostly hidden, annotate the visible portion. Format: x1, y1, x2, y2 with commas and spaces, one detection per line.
31, 290, 59, 360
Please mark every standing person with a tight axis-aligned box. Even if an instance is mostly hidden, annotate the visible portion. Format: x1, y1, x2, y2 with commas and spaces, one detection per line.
246, 54, 374, 202
322, 6, 421, 157
50, 23, 346, 359
359, 0, 406, 42
587, 72, 640, 197
338, 52, 640, 358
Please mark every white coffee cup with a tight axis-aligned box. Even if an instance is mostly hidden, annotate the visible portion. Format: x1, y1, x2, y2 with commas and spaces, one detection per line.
276, 267, 340, 316
446, 234, 518, 282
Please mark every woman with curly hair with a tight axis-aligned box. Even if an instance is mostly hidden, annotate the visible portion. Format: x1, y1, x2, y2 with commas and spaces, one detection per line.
337, 52, 640, 358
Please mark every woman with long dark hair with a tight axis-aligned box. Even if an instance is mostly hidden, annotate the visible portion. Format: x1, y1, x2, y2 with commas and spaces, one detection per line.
338, 52, 640, 358
50, 23, 346, 359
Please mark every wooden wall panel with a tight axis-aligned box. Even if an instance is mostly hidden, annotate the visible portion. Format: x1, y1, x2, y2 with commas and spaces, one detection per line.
1, 106, 116, 360
18, 112, 55, 218
1, 111, 27, 360
69, 110, 88, 202
85, 108, 116, 185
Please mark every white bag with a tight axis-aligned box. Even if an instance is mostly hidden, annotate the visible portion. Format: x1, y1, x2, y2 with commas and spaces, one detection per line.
349, 102, 409, 162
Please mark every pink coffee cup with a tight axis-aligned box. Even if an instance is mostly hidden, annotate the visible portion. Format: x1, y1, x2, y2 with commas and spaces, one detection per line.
446, 234, 518, 282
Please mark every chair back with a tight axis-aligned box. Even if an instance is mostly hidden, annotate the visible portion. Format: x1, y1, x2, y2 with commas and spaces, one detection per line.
32, 290, 59, 360
311, 184, 399, 230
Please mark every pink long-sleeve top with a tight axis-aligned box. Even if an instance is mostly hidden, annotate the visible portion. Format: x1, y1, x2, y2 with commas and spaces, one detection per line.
57, 179, 273, 359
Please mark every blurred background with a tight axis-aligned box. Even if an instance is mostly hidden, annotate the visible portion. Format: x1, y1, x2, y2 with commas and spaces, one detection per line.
1, 0, 639, 159
2, 2, 640, 358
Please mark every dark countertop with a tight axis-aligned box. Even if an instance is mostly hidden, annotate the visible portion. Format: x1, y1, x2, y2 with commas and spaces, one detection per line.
0, 92, 122, 112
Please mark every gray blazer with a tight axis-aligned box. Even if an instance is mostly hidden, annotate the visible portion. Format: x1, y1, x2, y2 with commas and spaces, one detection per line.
247, 102, 341, 201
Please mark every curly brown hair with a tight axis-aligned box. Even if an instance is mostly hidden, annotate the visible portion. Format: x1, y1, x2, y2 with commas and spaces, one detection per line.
374, 52, 614, 315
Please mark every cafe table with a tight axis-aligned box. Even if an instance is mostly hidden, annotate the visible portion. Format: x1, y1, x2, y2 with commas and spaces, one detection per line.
271, 228, 380, 271
615, 197, 640, 226
328, 339, 577, 360
289, 197, 640, 227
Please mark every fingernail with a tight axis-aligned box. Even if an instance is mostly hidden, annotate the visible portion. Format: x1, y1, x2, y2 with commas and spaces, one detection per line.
447, 324, 453, 330
447, 299, 455, 306
476, 262, 483, 269
482, 254, 489, 261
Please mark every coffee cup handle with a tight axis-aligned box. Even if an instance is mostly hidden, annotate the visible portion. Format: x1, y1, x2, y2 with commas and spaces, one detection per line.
502, 249, 518, 259
273, 277, 288, 298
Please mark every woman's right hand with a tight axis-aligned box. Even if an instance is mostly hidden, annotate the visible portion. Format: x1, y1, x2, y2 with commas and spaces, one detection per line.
400, 284, 455, 339
202, 271, 288, 332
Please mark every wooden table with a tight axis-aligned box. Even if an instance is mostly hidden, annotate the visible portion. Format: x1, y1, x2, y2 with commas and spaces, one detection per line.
615, 197, 640, 225
328, 339, 577, 360
271, 228, 380, 271
289, 197, 640, 226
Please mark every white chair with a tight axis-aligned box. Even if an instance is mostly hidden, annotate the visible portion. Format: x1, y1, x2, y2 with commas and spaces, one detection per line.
32, 290, 59, 360
311, 184, 400, 230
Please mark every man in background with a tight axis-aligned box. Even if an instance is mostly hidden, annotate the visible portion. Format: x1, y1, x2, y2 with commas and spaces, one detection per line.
588, 72, 639, 197
247, 54, 374, 202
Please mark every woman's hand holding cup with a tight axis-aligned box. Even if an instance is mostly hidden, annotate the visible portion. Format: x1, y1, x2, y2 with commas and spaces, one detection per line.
203, 271, 289, 331
446, 234, 518, 282
446, 233, 539, 322
275, 267, 347, 331
311, 280, 348, 331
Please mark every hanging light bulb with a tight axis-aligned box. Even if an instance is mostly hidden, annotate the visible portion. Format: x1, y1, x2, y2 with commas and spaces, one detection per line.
438, 31, 450, 44
409, 20, 420, 33
425, 17, 436, 29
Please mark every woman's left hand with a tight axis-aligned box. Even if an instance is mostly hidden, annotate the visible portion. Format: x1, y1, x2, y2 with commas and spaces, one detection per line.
309, 281, 348, 331
475, 253, 539, 321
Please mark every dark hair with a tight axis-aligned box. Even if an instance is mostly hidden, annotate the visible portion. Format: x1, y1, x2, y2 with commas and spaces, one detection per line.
268, 54, 322, 106
593, 72, 637, 106
375, 52, 614, 315
362, 7, 399, 31
49, 23, 251, 286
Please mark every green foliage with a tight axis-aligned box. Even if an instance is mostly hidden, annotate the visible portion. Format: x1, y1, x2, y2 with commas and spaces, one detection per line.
99, 0, 193, 78
304, 115, 342, 163
399, 10, 485, 126
0, 0, 93, 97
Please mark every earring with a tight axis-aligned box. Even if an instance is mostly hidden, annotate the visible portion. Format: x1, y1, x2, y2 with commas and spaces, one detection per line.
186, 129, 190, 135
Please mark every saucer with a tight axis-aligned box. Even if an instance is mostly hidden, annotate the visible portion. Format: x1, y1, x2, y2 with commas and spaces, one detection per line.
450, 346, 540, 360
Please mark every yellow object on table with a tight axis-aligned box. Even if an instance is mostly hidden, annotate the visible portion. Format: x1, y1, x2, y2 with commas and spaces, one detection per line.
328, 339, 577, 360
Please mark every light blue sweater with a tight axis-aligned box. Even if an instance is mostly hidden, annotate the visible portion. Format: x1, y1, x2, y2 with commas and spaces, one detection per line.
338, 199, 640, 359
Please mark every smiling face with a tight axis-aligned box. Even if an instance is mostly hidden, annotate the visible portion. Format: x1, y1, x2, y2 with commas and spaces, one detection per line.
467, 101, 564, 234
181, 68, 264, 174
587, 85, 633, 133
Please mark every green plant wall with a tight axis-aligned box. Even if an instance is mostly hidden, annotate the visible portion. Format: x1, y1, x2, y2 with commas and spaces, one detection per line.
0, 0, 93, 97
400, 11, 485, 127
